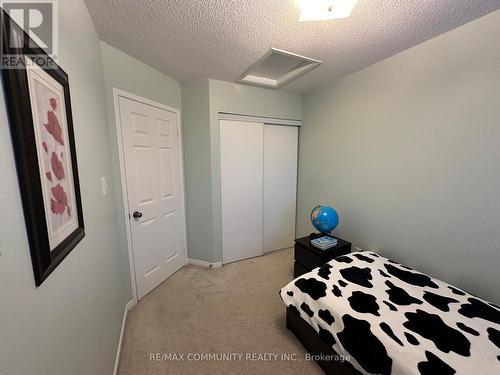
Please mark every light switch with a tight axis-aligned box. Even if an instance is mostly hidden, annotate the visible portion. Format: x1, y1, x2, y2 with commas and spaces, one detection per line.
101, 176, 107, 195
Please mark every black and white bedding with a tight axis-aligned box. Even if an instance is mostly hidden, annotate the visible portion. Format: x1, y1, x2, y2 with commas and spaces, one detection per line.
280, 251, 500, 375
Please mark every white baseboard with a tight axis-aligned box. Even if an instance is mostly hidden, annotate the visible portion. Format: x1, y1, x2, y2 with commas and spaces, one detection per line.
113, 299, 136, 375
187, 258, 222, 269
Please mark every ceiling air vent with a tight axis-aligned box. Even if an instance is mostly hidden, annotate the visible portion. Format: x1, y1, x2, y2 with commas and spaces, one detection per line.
237, 48, 321, 89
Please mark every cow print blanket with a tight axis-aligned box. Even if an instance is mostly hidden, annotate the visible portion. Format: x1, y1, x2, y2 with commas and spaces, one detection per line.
280, 251, 500, 375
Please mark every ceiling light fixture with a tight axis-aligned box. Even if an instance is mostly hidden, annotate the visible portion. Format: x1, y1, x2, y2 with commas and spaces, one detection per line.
298, 0, 357, 21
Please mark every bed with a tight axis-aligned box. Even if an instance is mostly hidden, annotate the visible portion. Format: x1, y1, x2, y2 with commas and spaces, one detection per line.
280, 251, 500, 374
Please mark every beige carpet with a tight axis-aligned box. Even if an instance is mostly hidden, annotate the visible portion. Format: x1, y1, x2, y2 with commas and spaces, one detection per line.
118, 248, 323, 375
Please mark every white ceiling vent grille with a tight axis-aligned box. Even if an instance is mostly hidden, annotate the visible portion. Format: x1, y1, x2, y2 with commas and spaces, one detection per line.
237, 48, 321, 89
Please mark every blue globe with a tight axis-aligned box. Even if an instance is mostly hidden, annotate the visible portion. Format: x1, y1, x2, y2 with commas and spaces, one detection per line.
311, 205, 339, 234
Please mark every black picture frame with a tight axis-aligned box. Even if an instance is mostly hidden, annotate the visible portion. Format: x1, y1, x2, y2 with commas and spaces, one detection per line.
1, 11, 84, 286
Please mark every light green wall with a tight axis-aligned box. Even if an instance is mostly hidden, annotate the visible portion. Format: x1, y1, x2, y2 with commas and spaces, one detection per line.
208, 79, 303, 120
100, 42, 182, 298
298, 11, 500, 302
100, 42, 182, 109
0, 1, 128, 374
208, 80, 303, 262
181, 80, 213, 261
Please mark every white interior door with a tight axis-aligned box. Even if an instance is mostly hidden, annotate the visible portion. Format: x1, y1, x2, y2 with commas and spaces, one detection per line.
220, 120, 263, 264
119, 96, 186, 300
263, 125, 298, 252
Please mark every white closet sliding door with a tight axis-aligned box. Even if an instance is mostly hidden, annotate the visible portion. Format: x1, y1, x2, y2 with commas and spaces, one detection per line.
220, 120, 264, 264
263, 125, 298, 252
220, 119, 298, 264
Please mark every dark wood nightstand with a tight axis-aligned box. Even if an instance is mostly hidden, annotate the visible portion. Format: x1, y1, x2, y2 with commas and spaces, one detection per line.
294, 235, 352, 278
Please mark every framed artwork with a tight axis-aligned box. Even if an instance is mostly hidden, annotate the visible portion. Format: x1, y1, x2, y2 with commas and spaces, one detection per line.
1, 11, 84, 286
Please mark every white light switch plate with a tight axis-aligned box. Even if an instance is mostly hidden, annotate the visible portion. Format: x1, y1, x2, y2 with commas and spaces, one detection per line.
101, 176, 107, 195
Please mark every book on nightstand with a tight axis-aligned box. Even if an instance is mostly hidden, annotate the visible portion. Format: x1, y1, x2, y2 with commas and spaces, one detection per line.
310, 236, 338, 250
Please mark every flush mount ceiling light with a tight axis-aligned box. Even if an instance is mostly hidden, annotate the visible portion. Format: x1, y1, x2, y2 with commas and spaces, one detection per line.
298, 0, 357, 21
237, 48, 321, 88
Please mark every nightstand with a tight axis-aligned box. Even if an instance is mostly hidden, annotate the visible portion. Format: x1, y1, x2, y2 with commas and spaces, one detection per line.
294, 235, 352, 278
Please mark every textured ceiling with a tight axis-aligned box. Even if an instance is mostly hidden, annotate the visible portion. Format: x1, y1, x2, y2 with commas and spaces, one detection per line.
84, 0, 500, 93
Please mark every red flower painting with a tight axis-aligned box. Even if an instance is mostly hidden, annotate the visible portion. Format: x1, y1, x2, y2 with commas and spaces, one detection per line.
44, 110, 64, 145
46, 172, 52, 182
50, 184, 68, 215
50, 98, 57, 111
51, 152, 65, 180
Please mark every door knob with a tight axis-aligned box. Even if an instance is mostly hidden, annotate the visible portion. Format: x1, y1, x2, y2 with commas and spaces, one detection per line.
132, 211, 143, 219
